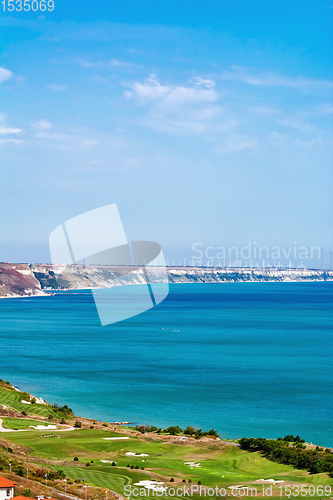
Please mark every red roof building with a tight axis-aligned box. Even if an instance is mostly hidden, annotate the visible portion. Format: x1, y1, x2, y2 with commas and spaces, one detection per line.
0, 476, 16, 500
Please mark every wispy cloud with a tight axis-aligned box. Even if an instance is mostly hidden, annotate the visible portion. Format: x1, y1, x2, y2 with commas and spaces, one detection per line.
47, 84, 68, 91
0, 127, 22, 135
79, 58, 135, 69
0, 67, 13, 83
216, 135, 259, 154
31, 119, 52, 130
221, 66, 333, 90
0, 139, 24, 144
124, 74, 219, 106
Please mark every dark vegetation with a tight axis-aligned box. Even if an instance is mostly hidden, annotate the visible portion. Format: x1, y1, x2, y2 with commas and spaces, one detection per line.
239, 436, 333, 475
134, 424, 219, 438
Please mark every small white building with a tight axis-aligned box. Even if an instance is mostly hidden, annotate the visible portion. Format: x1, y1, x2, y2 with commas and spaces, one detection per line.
0, 476, 16, 500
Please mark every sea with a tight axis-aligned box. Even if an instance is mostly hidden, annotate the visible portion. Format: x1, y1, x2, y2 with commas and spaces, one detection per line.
0, 282, 332, 447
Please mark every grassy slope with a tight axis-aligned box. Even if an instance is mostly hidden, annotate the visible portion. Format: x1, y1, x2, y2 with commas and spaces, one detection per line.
0, 385, 58, 417
2, 428, 332, 499
1, 418, 56, 429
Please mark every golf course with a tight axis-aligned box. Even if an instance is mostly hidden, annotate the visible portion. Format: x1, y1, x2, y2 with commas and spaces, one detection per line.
0, 383, 332, 500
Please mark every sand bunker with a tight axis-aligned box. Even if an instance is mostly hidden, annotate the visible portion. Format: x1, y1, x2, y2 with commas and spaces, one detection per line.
133, 481, 166, 493
30, 425, 57, 430
126, 452, 148, 457
255, 479, 285, 484
103, 437, 130, 440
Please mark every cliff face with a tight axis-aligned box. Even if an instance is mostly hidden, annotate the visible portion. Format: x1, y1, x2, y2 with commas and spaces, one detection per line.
0, 263, 332, 298
0, 263, 46, 298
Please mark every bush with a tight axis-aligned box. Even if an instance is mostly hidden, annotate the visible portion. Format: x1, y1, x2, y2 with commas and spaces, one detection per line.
85, 462, 90, 467
21, 411, 27, 416
184, 426, 196, 435
24, 489, 32, 497
170, 478, 174, 482
188, 479, 192, 483
198, 481, 201, 485
141, 467, 144, 470
127, 464, 130, 468
102, 422, 108, 427
164, 426, 182, 435
90, 426, 94, 429
74, 421, 81, 428
73, 457, 79, 462
111, 462, 116, 466
31, 397, 36, 404
60, 418, 66, 425
182, 479, 186, 483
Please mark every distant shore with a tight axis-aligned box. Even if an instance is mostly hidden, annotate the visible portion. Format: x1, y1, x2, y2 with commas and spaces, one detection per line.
1, 262, 332, 299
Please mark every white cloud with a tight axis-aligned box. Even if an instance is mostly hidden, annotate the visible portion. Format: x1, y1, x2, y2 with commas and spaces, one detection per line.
189, 77, 216, 88
79, 58, 134, 69
221, 66, 333, 90
47, 84, 68, 91
0, 67, 13, 83
124, 74, 219, 106
0, 127, 22, 135
0, 139, 24, 144
82, 140, 99, 147
216, 135, 259, 154
32, 119, 52, 130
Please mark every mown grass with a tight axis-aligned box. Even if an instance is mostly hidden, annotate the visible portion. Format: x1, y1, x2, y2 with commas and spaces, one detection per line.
1, 417, 54, 429
0, 386, 58, 417
2, 428, 332, 497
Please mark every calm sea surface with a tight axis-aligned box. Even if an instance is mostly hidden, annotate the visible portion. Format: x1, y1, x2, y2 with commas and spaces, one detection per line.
0, 282, 332, 446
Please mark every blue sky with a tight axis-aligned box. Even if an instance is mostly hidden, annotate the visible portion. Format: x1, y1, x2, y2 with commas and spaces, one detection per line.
1, 0, 332, 267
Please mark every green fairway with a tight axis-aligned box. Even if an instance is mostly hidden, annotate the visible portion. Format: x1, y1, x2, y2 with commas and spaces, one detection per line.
50, 465, 148, 491
0, 385, 59, 417
3, 427, 332, 497
1, 417, 55, 429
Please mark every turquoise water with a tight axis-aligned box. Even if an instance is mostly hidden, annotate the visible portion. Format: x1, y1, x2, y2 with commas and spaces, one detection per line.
0, 282, 332, 447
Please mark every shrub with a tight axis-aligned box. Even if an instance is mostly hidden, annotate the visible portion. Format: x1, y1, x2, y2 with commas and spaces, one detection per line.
111, 462, 116, 466
90, 426, 94, 429
141, 467, 144, 470
182, 479, 186, 483
170, 478, 174, 482
184, 426, 196, 435
74, 421, 81, 428
164, 426, 182, 435
73, 457, 79, 462
31, 397, 36, 404
24, 489, 32, 497
198, 481, 201, 485
102, 422, 108, 427
127, 464, 130, 468
85, 462, 90, 467
189, 479, 192, 483
130, 465, 134, 469
60, 418, 66, 424
21, 411, 27, 416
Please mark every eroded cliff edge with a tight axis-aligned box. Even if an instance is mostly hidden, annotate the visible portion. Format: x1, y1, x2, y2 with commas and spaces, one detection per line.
1, 263, 332, 298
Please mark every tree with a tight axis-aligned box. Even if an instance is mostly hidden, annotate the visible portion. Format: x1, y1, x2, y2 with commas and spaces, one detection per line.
24, 489, 32, 497
165, 426, 182, 435
184, 426, 196, 435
